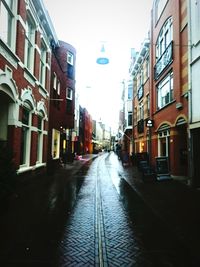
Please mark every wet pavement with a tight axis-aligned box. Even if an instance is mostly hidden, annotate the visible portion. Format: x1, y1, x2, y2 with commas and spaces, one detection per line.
0, 152, 200, 266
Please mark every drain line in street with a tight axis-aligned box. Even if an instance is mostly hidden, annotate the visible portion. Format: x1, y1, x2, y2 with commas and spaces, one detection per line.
95, 159, 108, 267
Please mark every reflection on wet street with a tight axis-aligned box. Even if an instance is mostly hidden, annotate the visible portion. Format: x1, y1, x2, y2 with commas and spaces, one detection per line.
0, 152, 195, 266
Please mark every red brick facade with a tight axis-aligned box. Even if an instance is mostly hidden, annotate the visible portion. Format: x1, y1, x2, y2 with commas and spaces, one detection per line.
150, 0, 188, 176
0, 0, 58, 177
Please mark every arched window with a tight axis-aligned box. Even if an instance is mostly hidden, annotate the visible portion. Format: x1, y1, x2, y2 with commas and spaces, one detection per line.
156, 17, 173, 60
158, 126, 170, 157
155, 0, 168, 22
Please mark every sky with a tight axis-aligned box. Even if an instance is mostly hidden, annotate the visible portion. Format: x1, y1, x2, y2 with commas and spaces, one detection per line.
43, 0, 153, 132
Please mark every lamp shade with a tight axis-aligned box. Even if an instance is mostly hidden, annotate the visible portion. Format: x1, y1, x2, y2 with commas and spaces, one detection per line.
96, 44, 109, 65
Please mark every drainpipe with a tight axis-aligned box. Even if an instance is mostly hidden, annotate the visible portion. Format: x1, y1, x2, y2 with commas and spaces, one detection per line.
187, 0, 193, 185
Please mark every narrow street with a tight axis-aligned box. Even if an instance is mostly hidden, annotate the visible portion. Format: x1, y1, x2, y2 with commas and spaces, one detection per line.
0, 152, 196, 266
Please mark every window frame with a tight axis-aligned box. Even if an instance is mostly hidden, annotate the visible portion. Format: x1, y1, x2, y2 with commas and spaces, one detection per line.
67, 51, 74, 65
0, 0, 17, 50
39, 40, 47, 88
66, 87, 73, 100
157, 71, 173, 110
155, 17, 173, 61
52, 129, 60, 159
36, 112, 44, 164
20, 104, 31, 167
24, 13, 36, 73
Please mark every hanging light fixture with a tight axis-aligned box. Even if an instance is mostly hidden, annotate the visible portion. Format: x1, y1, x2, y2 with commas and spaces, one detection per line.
96, 43, 109, 65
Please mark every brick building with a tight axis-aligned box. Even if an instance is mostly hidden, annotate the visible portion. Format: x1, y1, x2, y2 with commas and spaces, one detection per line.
130, 40, 150, 158
0, 0, 58, 177
48, 41, 76, 165
150, 0, 188, 177
187, 0, 200, 187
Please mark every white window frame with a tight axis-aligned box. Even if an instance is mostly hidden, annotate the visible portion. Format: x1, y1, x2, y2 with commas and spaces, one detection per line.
20, 104, 31, 167
139, 102, 144, 120
66, 87, 73, 100
156, 17, 173, 60
24, 13, 36, 73
192, 0, 200, 45
157, 72, 173, 110
158, 130, 170, 157
0, 0, 17, 50
53, 73, 57, 89
39, 40, 47, 88
36, 112, 44, 164
155, 0, 168, 22
57, 80, 60, 95
127, 84, 133, 100
128, 112, 133, 126
67, 51, 74, 65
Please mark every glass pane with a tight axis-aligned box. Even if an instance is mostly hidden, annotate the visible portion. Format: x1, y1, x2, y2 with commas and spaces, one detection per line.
5, 0, 13, 9
0, 4, 9, 45
22, 108, 29, 125
20, 127, 27, 165
38, 117, 42, 130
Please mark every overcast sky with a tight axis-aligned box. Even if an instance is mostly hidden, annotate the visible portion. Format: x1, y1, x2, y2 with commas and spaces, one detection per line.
43, 0, 153, 131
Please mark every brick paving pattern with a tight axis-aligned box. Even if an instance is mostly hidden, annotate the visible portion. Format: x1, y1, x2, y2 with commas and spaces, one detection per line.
0, 152, 199, 266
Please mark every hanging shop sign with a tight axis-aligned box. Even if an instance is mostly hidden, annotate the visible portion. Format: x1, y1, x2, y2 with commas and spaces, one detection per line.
146, 119, 154, 127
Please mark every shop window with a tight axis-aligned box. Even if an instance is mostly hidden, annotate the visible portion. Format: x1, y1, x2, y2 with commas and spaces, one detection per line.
52, 129, 60, 159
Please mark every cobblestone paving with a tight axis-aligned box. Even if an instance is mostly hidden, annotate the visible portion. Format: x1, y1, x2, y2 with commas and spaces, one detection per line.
59, 154, 151, 266
58, 152, 192, 267
59, 166, 96, 266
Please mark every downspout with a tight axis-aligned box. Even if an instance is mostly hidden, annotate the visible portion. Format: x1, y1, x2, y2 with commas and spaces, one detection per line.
187, 0, 193, 185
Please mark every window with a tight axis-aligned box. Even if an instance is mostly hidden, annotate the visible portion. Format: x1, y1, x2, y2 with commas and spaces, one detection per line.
67, 52, 74, 79
39, 41, 47, 87
52, 129, 60, 159
0, 0, 17, 49
57, 81, 60, 95
20, 106, 31, 166
155, 0, 168, 22
128, 112, 132, 126
37, 113, 44, 163
157, 72, 173, 109
52, 73, 60, 108
146, 94, 150, 116
158, 130, 170, 157
193, 0, 200, 44
139, 102, 144, 120
24, 14, 35, 73
53, 73, 57, 89
145, 57, 150, 80
66, 87, 73, 100
128, 84, 133, 100
156, 17, 173, 60
67, 52, 74, 65
66, 99, 73, 114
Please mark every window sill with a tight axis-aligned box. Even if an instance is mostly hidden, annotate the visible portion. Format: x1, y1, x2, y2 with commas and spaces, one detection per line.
155, 100, 175, 114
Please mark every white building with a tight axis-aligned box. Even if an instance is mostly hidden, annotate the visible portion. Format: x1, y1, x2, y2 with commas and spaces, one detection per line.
188, 0, 200, 187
